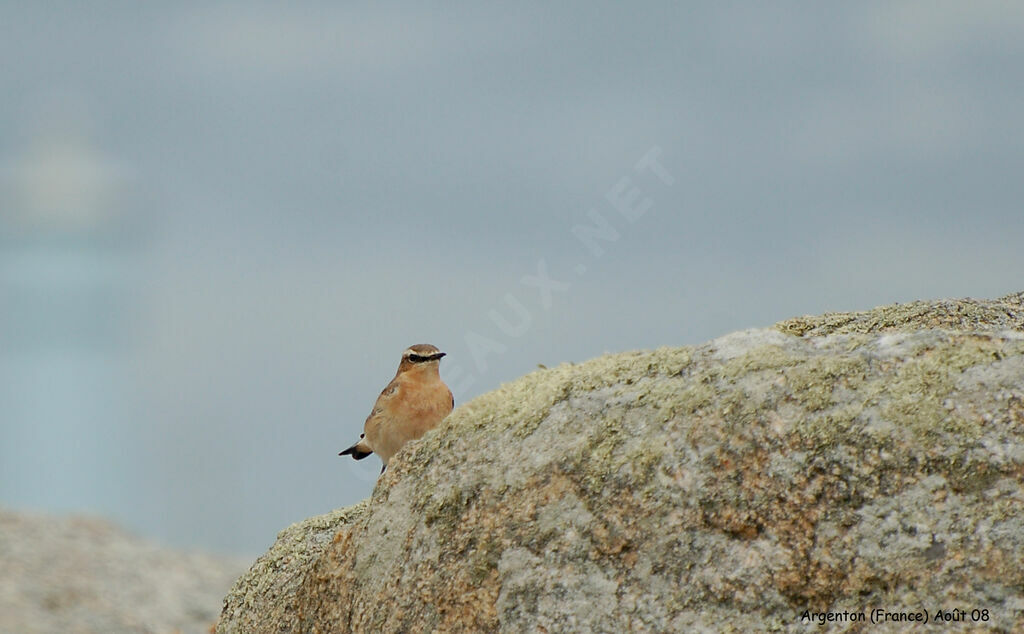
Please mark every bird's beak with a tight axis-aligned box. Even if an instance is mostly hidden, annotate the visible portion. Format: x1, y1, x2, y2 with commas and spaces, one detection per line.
435, 352, 447, 359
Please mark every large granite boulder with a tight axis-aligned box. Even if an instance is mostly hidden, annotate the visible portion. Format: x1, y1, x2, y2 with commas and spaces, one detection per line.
218, 292, 1024, 633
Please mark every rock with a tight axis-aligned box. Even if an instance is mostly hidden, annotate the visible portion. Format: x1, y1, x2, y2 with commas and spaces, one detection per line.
217, 292, 1024, 633
0, 509, 247, 634
775, 291, 1024, 337
217, 501, 369, 633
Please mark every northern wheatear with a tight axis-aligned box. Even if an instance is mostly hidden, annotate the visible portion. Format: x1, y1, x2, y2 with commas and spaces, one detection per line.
339, 344, 453, 472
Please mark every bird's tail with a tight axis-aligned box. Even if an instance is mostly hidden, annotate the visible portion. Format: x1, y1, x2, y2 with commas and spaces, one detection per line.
339, 436, 373, 460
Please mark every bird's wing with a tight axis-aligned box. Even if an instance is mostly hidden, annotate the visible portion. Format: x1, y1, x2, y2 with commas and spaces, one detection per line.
372, 376, 401, 413
363, 375, 401, 435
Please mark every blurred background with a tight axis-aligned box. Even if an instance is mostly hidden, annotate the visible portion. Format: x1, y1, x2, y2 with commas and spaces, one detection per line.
1, 2, 1021, 556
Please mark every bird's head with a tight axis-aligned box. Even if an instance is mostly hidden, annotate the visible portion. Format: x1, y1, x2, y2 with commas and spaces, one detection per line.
397, 343, 447, 373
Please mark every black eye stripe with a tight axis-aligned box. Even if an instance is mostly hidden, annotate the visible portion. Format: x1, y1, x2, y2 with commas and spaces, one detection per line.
408, 354, 428, 363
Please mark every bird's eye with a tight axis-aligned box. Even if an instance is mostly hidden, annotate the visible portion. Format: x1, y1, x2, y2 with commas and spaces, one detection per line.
408, 354, 427, 363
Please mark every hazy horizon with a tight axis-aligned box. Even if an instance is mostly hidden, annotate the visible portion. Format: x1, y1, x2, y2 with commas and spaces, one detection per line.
2, 2, 1023, 555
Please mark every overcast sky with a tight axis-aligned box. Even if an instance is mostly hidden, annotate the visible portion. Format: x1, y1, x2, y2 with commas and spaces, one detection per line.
2, 2, 1023, 555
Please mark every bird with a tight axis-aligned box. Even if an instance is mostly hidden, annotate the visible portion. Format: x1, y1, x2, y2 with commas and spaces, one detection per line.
339, 343, 454, 473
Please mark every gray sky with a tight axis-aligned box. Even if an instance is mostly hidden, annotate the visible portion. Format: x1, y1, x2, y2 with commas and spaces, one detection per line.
1, 2, 1023, 555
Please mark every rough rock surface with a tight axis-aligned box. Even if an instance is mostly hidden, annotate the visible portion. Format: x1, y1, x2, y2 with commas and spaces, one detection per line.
216, 501, 369, 633
0, 508, 247, 634
217, 292, 1024, 633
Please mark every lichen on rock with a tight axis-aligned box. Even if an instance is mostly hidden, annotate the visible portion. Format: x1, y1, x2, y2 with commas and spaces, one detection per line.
217, 292, 1024, 633
217, 501, 369, 633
